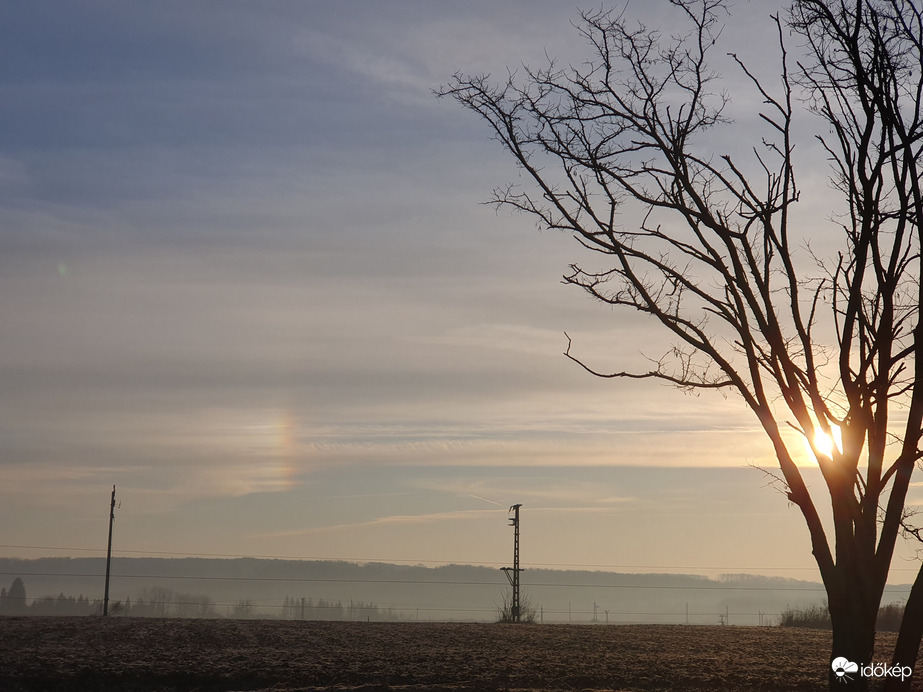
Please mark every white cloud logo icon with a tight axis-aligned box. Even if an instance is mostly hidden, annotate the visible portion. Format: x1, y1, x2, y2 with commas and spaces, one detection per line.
832, 657, 859, 681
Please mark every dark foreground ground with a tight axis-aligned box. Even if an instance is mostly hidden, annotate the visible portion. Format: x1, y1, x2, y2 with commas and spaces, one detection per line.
0, 617, 919, 691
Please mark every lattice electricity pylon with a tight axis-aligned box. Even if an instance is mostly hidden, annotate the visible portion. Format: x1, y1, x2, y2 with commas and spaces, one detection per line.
500, 504, 523, 622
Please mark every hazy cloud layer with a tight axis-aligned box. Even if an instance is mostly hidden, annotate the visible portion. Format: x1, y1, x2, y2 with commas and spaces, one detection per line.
0, 1, 872, 578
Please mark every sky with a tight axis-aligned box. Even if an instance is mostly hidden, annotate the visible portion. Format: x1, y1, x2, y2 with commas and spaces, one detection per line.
2, 0, 922, 584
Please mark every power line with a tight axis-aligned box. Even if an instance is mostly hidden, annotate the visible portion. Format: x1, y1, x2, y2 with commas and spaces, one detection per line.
0, 570, 857, 591
0, 543, 862, 572
0, 544, 512, 566
26, 596, 786, 619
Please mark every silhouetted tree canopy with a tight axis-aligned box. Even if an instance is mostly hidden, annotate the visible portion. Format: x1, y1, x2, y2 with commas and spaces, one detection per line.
442, 1, 923, 689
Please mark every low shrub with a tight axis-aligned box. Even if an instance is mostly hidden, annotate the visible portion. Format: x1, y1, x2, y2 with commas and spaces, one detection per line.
779, 601, 906, 632
779, 602, 831, 629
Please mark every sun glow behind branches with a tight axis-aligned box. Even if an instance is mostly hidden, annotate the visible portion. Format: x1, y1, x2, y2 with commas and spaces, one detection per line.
809, 426, 842, 461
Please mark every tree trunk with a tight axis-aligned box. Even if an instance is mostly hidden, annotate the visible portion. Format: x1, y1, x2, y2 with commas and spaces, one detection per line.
829, 586, 877, 691
883, 565, 923, 692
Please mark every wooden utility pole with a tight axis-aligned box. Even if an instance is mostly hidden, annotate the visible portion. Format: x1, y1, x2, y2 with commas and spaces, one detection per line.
501, 504, 522, 622
103, 485, 116, 616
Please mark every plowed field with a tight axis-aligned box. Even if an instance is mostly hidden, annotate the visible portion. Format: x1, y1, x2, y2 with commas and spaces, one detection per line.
0, 617, 918, 691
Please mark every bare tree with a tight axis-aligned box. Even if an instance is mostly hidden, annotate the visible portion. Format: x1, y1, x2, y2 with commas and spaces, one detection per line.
440, 1, 923, 689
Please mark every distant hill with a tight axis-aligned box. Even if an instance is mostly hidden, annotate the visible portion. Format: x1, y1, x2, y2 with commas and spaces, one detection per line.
0, 557, 911, 624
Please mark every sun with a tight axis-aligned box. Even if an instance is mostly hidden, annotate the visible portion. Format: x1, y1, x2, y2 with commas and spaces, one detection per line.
812, 426, 842, 459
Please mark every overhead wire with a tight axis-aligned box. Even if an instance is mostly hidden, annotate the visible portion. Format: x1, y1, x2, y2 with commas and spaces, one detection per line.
0, 569, 861, 591
0, 543, 844, 573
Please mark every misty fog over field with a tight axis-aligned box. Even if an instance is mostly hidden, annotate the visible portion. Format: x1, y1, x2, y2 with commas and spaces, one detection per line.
1, 557, 912, 625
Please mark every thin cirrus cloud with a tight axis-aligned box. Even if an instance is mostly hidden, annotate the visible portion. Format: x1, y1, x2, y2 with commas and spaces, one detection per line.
258, 508, 504, 539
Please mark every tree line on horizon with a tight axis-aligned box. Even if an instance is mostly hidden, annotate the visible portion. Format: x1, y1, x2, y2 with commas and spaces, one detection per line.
279, 594, 403, 621
0, 578, 403, 620
1, 577, 99, 617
